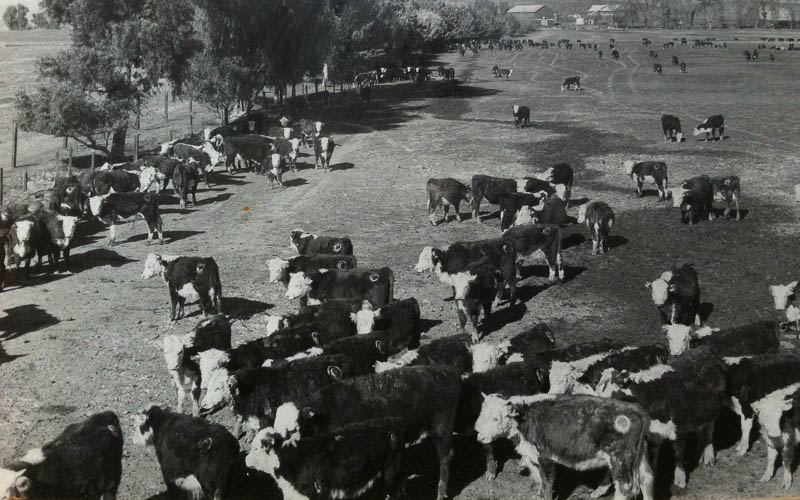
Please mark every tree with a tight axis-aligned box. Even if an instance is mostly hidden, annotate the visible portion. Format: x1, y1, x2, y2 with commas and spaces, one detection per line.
32, 11, 59, 29
3, 4, 29, 30
15, 0, 200, 160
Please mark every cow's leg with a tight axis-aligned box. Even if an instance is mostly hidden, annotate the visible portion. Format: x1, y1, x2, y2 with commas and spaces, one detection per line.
62, 248, 70, 272
169, 287, 179, 321
483, 443, 498, 481
190, 372, 201, 417
169, 369, 185, 412
760, 443, 778, 482
701, 421, 716, 465
454, 201, 463, 222
733, 195, 740, 220
108, 223, 117, 246
636, 181, 643, 198
473, 199, 481, 223
442, 204, 450, 223
557, 250, 565, 281
191, 189, 197, 206
736, 411, 754, 455
638, 448, 656, 500
672, 436, 688, 488
456, 305, 467, 330
431, 435, 454, 500
538, 458, 556, 500
156, 216, 164, 245
146, 220, 155, 246
592, 234, 599, 256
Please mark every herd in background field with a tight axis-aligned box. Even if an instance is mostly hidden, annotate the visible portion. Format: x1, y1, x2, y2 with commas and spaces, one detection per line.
2, 33, 800, 500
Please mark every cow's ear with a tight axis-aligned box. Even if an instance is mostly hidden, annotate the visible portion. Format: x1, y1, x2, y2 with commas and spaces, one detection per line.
535, 369, 547, 385
327, 366, 343, 380
197, 436, 214, 454
375, 340, 387, 354
668, 284, 678, 293
65, 186, 76, 194
789, 281, 798, 291
337, 260, 348, 270
311, 332, 322, 346
724, 178, 731, 186
644, 281, 652, 290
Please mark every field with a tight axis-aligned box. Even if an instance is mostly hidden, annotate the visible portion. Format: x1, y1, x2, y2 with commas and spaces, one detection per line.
2, 28, 800, 499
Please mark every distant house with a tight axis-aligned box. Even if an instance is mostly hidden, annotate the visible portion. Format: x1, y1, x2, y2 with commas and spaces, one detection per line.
586, 4, 621, 25
507, 4, 558, 26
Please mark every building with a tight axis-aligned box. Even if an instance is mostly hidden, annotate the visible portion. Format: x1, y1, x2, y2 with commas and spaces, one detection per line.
586, 4, 621, 25
507, 4, 557, 26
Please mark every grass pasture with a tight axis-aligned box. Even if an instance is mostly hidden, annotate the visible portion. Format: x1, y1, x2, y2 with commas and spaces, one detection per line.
2, 28, 800, 499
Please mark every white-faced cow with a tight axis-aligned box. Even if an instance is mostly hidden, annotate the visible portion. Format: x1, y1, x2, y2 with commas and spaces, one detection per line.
624, 160, 668, 200
141, 253, 223, 321
646, 263, 701, 326
693, 114, 725, 141
661, 114, 684, 142
671, 175, 714, 225
512, 105, 530, 128
710, 175, 741, 220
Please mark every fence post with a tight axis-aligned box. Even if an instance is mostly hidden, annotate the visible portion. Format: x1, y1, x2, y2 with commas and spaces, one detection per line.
11, 123, 18, 169
169, 128, 174, 141
68, 147, 73, 175
91, 150, 96, 170
23, 170, 28, 191
134, 134, 140, 162
189, 97, 193, 135
62, 136, 68, 149
164, 91, 169, 121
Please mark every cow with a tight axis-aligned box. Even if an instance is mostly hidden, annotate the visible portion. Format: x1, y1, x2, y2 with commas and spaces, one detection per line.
348, 297, 422, 349
313, 136, 335, 171
532, 164, 573, 203
246, 419, 406, 500
649, 50, 658, 58
375, 333, 476, 373
295, 119, 323, 147
623, 160, 668, 200
570, 344, 670, 396
285, 267, 394, 308
512, 105, 530, 128
501, 224, 564, 283
267, 254, 357, 288
693, 114, 725, 141
7, 215, 43, 278
263, 152, 285, 188
452, 257, 503, 341
671, 175, 714, 225
172, 142, 219, 186
577, 201, 615, 255
662, 321, 779, 358
612, 49, 619, 59
35, 209, 78, 273
474, 394, 655, 500
471, 175, 517, 222
679, 61, 687, 72
267, 126, 292, 140
653, 63, 662, 74
598, 50, 603, 58
220, 135, 273, 173
88, 170, 141, 195
172, 162, 201, 209
141, 253, 223, 321
290, 229, 354, 255
145, 155, 182, 192
353, 70, 378, 87
271, 137, 301, 172
469, 323, 557, 373
526, 197, 571, 226
672, 55, 679, 65
498, 191, 546, 230
89, 191, 163, 246
445, 68, 455, 80
0, 411, 123, 500
133, 405, 239, 500
661, 114, 684, 142
426, 178, 473, 225
710, 175, 741, 220
756, 383, 800, 489
263, 300, 361, 346
41, 179, 87, 216
497, 68, 512, 79
646, 263, 701, 326
560, 76, 581, 91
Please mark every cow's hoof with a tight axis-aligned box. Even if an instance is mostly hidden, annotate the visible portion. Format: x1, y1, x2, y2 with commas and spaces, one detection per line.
783, 470, 792, 489
735, 443, 748, 456
590, 483, 613, 498
483, 470, 497, 482
760, 471, 773, 483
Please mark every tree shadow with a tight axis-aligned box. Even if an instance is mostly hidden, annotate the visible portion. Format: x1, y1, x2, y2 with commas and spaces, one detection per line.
126, 230, 205, 245
211, 175, 251, 187
223, 297, 273, 320
0, 304, 60, 341
74, 248, 137, 271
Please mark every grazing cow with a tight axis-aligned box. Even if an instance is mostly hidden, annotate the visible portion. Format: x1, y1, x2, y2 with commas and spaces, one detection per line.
470, 323, 557, 372
354, 70, 379, 87
89, 170, 141, 195
172, 162, 200, 209
653, 63, 662, 74
264, 152, 285, 188
290, 229, 353, 255
89, 191, 163, 246
474, 394, 655, 500
141, 253, 223, 321
612, 49, 619, 59
36, 210, 78, 273
497, 68, 512, 79
560, 76, 581, 91
471, 175, 517, 222
491, 65, 499, 77
273, 365, 462, 500
671, 175, 714, 225
452, 258, 503, 341
221, 135, 273, 173
162, 314, 232, 416
693, 114, 725, 141
577, 201, 615, 255
133, 405, 239, 500
679, 62, 687, 72
313, 136, 335, 171
646, 263, 701, 326
661, 114, 684, 142
649, 50, 658, 58
623, 160, 668, 199
349, 297, 422, 349
710, 175, 741, 220
501, 224, 564, 283
755, 382, 800, 489
375, 333, 476, 373
285, 267, 394, 307
267, 254, 357, 288
498, 191, 546, 230
672, 55, 679, 65
532, 164, 573, 203
0, 411, 123, 500
426, 178, 473, 225
246, 419, 406, 500
512, 105, 530, 128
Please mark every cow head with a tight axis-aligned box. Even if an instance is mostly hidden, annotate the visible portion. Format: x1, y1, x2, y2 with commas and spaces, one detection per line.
470, 342, 507, 372
132, 404, 160, 447
645, 271, 672, 305
0, 468, 31, 500
670, 187, 689, 208
88, 191, 111, 217
693, 124, 711, 136
159, 141, 175, 156
474, 394, 518, 444
138, 166, 160, 192
289, 138, 301, 161
162, 335, 185, 371
285, 272, 313, 300
198, 351, 232, 414
11, 220, 35, 258
289, 229, 312, 251
513, 104, 519, 115
594, 368, 632, 398
201, 142, 222, 167
415, 246, 435, 273
246, 428, 282, 474
350, 300, 379, 334
577, 203, 589, 224
141, 253, 167, 279
664, 323, 693, 355
279, 116, 290, 128
623, 160, 635, 176
314, 121, 324, 135
770, 282, 798, 310
675, 132, 685, 142
452, 270, 478, 301
264, 315, 285, 336
266, 258, 290, 284
54, 215, 78, 249
203, 128, 212, 141
269, 153, 282, 173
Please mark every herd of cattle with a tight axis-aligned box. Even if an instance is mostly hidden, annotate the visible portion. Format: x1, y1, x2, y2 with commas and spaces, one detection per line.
1, 35, 799, 500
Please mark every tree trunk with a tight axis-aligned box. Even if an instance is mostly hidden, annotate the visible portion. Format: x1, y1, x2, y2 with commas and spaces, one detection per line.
110, 127, 127, 161
224, 106, 229, 126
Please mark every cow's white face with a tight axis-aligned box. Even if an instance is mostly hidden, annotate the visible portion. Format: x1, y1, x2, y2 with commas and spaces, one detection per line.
512, 206, 535, 227
675, 132, 684, 142
513, 105, 519, 114
664, 324, 692, 355
415, 246, 435, 273
267, 258, 290, 284
282, 128, 292, 139
623, 160, 635, 176
769, 282, 797, 310
285, 272, 313, 300
475, 394, 514, 443
270, 153, 282, 172
351, 302, 379, 334
314, 121, 323, 134
163, 335, 185, 371
203, 128, 212, 141
693, 126, 711, 136
289, 138, 301, 154
159, 142, 171, 155
648, 278, 670, 305
199, 366, 232, 413
246, 428, 281, 474
670, 187, 689, 207
273, 402, 301, 439
88, 194, 107, 216
12, 221, 34, 257
471, 342, 501, 373
202, 142, 222, 167
53, 215, 78, 249
132, 408, 155, 447
452, 271, 477, 300
0, 468, 29, 500
577, 203, 589, 224
141, 253, 165, 279
787, 305, 800, 324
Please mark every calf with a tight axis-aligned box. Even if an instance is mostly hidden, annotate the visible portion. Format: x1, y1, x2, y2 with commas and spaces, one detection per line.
271, 137, 300, 172
267, 126, 292, 140
453, 258, 503, 341
313, 136, 335, 170
173, 142, 220, 184
349, 297, 422, 349
561, 76, 580, 91
133, 405, 239, 500
470, 323, 557, 372
653, 63, 662, 74
649, 50, 658, 58
663, 320, 779, 358
693, 114, 725, 141
247, 419, 406, 500
646, 263, 701, 326
612, 49, 619, 59
285, 267, 394, 307
471, 175, 517, 222
623, 160, 668, 199
0, 411, 122, 500
426, 178, 473, 225
661, 114, 684, 142
263, 152, 285, 188
474, 394, 655, 500
532, 163, 573, 203
577, 201, 615, 255
679, 61, 687, 72
290, 229, 353, 255
295, 119, 323, 147
141, 253, 223, 321
89, 191, 164, 246
221, 135, 273, 173
756, 383, 800, 489
375, 333, 475, 373
145, 155, 182, 191
172, 162, 200, 209
266, 300, 359, 345
710, 175, 741, 220
497, 68, 512, 79
498, 191, 546, 230
267, 254, 357, 288
512, 105, 530, 128
36, 209, 78, 273
41, 181, 87, 216
501, 223, 564, 283
527, 197, 571, 226
8, 215, 43, 278
274, 365, 461, 500
671, 175, 714, 225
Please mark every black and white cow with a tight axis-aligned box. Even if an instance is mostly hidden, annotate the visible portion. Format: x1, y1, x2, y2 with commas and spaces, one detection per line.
267, 254, 357, 288
671, 175, 714, 225
527, 197, 572, 226
88, 169, 141, 195
662, 320, 779, 358
497, 68, 512, 79
41, 180, 87, 216
0, 411, 123, 500
89, 191, 164, 246
671, 55, 679, 65
34, 209, 78, 273
469, 323, 557, 372
471, 175, 517, 222
271, 137, 301, 173
285, 268, 394, 307
612, 49, 619, 59
349, 297, 422, 349
498, 191, 546, 230
653, 63, 663, 74
426, 178, 473, 225
265, 300, 360, 346
295, 119, 323, 147
512, 105, 530, 128
501, 224, 564, 283
693, 114, 725, 141
7, 214, 43, 278
246, 419, 406, 500
172, 162, 201, 209
769, 280, 800, 332
221, 135, 273, 173
452, 258, 504, 341
755, 381, 800, 489
623, 160, 669, 199
532, 163, 573, 203
710, 175, 741, 220
679, 62, 687, 72
661, 114, 684, 142
145, 155, 182, 192
474, 394, 655, 500
646, 263, 701, 326
570, 344, 670, 395
290, 229, 354, 255
141, 253, 223, 321
133, 405, 239, 500
560, 76, 581, 91
577, 201, 615, 255
375, 333, 475, 373
267, 126, 292, 140
263, 152, 285, 188
313, 136, 335, 171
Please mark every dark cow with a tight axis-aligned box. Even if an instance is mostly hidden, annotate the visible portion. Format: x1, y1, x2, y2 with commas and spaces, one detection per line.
375, 333, 475, 373
649, 50, 658, 58
661, 114, 684, 142
498, 191, 546, 230
501, 224, 564, 283
672, 55, 679, 65
471, 175, 517, 222
426, 178, 473, 225
349, 297, 422, 349
89, 170, 140, 195
89, 191, 163, 246
0, 412, 122, 500
577, 201, 615, 255
445, 68, 455, 80
497, 68, 512, 79
172, 162, 200, 209
663, 320, 779, 358
598, 50, 603, 58
671, 175, 714, 225
512, 105, 530, 128
624, 160, 668, 199
452, 258, 503, 341
534, 163, 573, 203
693, 114, 725, 141
313, 136, 335, 170
141, 254, 223, 321
646, 263, 701, 326
173, 142, 219, 186
290, 229, 354, 255
267, 254, 357, 288
40, 180, 87, 216
679, 61, 687, 72
354, 70, 379, 87
653, 63, 662, 74
264, 300, 360, 345
527, 197, 571, 226
145, 155, 182, 191
571, 344, 670, 395
221, 135, 273, 173
612, 49, 619, 59
469, 322, 557, 372
133, 405, 239, 500
560, 76, 581, 91
519, 177, 556, 198
710, 175, 741, 220
285, 267, 394, 308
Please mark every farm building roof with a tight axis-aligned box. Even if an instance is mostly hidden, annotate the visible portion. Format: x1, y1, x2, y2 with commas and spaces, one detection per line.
507, 4, 548, 13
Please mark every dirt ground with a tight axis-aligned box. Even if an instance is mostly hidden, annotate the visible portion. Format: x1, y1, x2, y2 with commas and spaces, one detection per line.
2, 28, 800, 499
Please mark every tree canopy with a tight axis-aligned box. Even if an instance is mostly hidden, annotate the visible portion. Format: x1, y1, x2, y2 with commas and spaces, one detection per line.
3, 4, 29, 30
